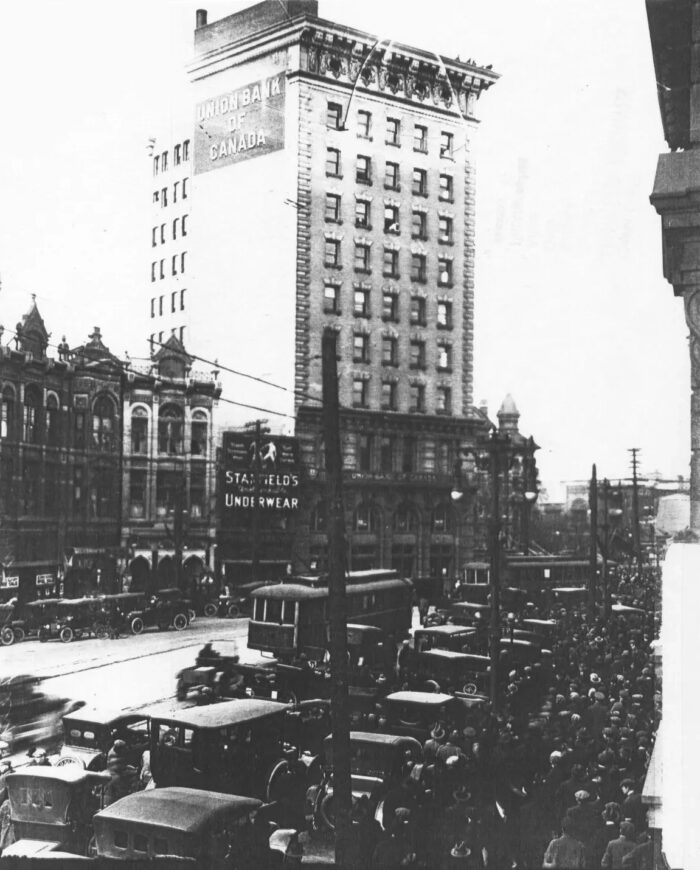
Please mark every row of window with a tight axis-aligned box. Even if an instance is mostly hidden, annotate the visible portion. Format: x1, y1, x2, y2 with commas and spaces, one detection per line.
326, 103, 455, 159
152, 140, 190, 176
351, 333, 453, 371
151, 215, 188, 246
325, 150, 455, 201
326, 196, 454, 243
149, 327, 186, 350
323, 285, 452, 328
352, 378, 451, 414
153, 177, 189, 207
325, 241, 453, 285
129, 468, 207, 520
151, 252, 187, 281
129, 406, 209, 457
151, 290, 186, 318
311, 499, 458, 534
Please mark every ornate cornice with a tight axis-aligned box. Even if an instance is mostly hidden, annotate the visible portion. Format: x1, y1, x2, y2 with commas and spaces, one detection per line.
299, 28, 497, 118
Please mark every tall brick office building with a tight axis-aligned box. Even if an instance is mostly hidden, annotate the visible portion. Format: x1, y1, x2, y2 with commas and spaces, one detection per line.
182, 1, 512, 583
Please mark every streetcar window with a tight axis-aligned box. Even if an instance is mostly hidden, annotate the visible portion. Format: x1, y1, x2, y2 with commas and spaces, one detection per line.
154, 837, 170, 855
134, 834, 148, 853
254, 599, 264, 621
267, 599, 283, 624
113, 830, 128, 849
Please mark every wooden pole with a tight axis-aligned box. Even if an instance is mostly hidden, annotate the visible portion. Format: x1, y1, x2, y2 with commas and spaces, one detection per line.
321, 328, 351, 869
488, 432, 503, 713
588, 464, 598, 620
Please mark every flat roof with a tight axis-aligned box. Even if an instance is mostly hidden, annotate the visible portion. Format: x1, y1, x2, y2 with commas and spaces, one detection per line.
64, 708, 145, 727
96, 788, 260, 833
386, 691, 454, 706
151, 698, 290, 728
6, 767, 92, 785
414, 625, 475, 636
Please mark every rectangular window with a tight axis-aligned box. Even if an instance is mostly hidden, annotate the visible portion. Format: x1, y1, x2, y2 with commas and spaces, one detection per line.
180, 289, 186, 311
439, 174, 454, 202
438, 258, 453, 286
179, 325, 185, 343
160, 225, 165, 244
352, 379, 369, 409
159, 260, 165, 280
379, 436, 395, 471
355, 200, 371, 229
354, 243, 371, 273
440, 131, 454, 158
153, 190, 159, 204
409, 383, 425, 413
414, 124, 428, 153
357, 110, 372, 138
436, 386, 452, 414
173, 181, 179, 202
353, 333, 370, 363
190, 464, 206, 518
356, 155, 372, 185
412, 168, 427, 196
182, 177, 189, 198
153, 155, 160, 176
174, 144, 181, 165
327, 102, 343, 129
382, 292, 398, 322
402, 436, 416, 473
181, 252, 186, 273
159, 296, 164, 316
353, 289, 370, 317
172, 218, 178, 240
437, 301, 453, 329
382, 336, 398, 366
357, 434, 372, 470
172, 255, 177, 276
325, 193, 341, 223
324, 284, 340, 314
326, 148, 341, 177
410, 339, 426, 369
151, 227, 157, 247
183, 140, 190, 161
161, 187, 168, 207
386, 117, 400, 146
150, 298, 155, 318
161, 151, 168, 172
171, 292, 177, 313
437, 343, 453, 371
411, 254, 427, 282
410, 296, 427, 326
384, 162, 400, 191
381, 382, 397, 412
129, 470, 147, 518
182, 215, 188, 236
325, 239, 341, 268
383, 248, 399, 278
151, 263, 156, 283
384, 205, 399, 234
412, 211, 427, 240
438, 216, 453, 244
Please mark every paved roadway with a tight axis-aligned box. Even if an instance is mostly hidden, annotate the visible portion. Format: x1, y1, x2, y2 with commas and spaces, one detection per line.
0, 616, 256, 715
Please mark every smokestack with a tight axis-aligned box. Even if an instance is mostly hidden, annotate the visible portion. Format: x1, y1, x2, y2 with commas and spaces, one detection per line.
196, 9, 208, 28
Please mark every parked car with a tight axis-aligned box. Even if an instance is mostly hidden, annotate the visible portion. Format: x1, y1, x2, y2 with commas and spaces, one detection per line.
128, 588, 191, 634
415, 649, 491, 696
15, 598, 64, 642
307, 731, 422, 831
1, 766, 110, 859
0, 600, 24, 646
413, 625, 478, 654
93, 787, 302, 868
380, 690, 466, 741
56, 707, 149, 771
37, 597, 104, 643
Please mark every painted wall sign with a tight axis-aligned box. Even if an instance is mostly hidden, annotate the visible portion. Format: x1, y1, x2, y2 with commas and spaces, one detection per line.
194, 74, 286, 174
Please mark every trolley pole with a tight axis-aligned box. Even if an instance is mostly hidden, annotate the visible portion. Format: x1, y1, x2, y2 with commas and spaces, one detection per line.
321, 328, 352, 870
588, 464, 598, 620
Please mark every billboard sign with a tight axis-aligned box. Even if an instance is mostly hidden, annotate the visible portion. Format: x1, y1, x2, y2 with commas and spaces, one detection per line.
194, 74, 286, 175
221, 432, 300, 523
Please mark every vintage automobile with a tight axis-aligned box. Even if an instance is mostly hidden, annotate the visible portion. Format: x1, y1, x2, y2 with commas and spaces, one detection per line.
500, 637, 550, 668
128, 588, 191, 634
15, 598, 64, 642
93, 787, 302, 868
415, 649, 491, 696
0, 675, 80, 753
149, 699, 294, 799
199, 592, 249, 619
447, 601, 492, 627
93, 592, 147, 638
1, 766, 111, 859
0, 600, 24, 646
521, 617, 558, 645
380, 690, 480, 741
56, 707, 149, 771
37, 597, 104, 643
413, 625, 478, 654
307, 731, 422, 831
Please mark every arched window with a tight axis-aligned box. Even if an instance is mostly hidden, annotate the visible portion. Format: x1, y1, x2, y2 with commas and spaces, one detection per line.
1, 386, 15, 440
394, 503, 418, 533
191, 410, 208, 456
46, 394, 60, 446
354, 502, 378, 533
310, 501, 327, 533
432, 503, 454, 533
92, 395, 116, 451
158, 405, 183, 455
131, 407, 149, 455
23, 386, 41, 444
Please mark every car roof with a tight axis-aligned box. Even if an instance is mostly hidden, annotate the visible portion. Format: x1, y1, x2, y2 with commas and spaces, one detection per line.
95, 788, 261, 832
522, 618, 557, 626
385, 691, 454, 705
64, 708, 145, 727
419, 649, 483, 661
415, 626, 475, 636
6, 767, 94, 786
324, 731, 416, 747
151, 699, 290, 728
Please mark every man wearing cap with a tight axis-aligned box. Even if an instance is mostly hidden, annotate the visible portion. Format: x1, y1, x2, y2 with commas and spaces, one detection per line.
601, 821, 636, 869
424, 723, 446, 763
619, 780, 646, 832
542, 817, 586, 869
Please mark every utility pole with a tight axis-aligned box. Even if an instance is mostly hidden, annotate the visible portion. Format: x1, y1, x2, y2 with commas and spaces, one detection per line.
321, 328, 351, 870
588, 464, 598, 620
251, 420, 262, 586
488, 434, 503, 713
601, 479, 610, 619
629, 448, 642, 566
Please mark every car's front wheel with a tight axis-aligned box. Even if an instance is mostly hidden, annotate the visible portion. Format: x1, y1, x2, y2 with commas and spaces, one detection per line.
172, 612, 188, 631
0, 628, 14, 646
130, 617, 144, 635
59, 627, 74, 643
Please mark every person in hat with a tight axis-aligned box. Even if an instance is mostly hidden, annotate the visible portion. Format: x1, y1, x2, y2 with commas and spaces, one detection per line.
424, 723, 447, 763
565, 789, 604, 867
620, 780, 646, 832
542, 817, 586, 869
601, 820, 636, 869
371, 807, 416, 870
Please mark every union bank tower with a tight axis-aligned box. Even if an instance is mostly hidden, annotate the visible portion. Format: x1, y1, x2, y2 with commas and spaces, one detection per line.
149, 0, 503, 585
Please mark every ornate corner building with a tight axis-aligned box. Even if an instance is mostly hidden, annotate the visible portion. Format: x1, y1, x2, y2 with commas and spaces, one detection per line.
183, 0, 507, 585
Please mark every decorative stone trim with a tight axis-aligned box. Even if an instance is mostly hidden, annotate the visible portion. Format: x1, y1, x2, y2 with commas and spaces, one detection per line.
410, 241, 427, 255
324, 229, 344, 241
354, 235, 374, 246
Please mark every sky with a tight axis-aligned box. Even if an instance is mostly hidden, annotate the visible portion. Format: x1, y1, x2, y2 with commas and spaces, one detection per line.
0, 0, 687, 500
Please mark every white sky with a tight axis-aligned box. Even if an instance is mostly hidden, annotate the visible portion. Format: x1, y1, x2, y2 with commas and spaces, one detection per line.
0, 0, 687, 499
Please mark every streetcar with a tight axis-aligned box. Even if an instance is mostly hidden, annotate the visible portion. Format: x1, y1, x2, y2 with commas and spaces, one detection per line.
248, 575, 413, 662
